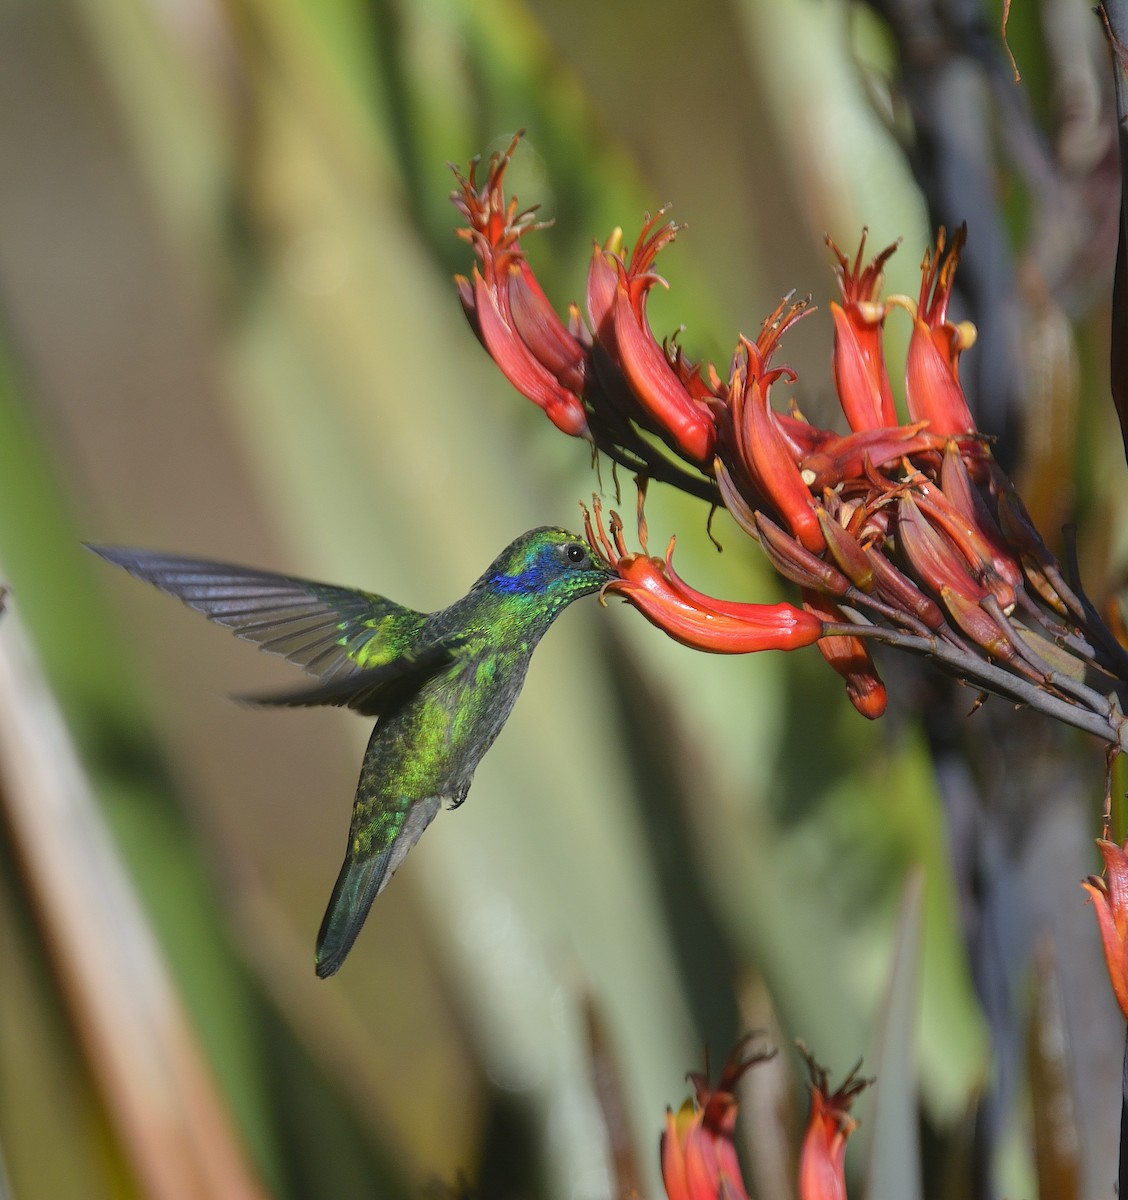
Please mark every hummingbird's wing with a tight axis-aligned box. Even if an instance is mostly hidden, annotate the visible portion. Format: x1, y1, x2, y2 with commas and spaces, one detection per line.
315, 794, 442, 978
88, 546, 428, 682
237, 635, 469, 717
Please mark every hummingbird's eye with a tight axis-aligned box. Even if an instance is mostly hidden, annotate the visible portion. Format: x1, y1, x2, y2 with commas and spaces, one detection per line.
564, 543, 587, 565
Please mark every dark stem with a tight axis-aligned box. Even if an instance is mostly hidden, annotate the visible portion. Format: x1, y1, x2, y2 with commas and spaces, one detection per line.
822, 621, 1127, 748
1120, 1029, 1128, 1195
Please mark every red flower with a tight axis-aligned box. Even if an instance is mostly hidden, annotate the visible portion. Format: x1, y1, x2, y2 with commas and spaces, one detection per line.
600, 214, 719, 465
723, 298, 819, 536
827, 232, 899, 431
1083, 839, 1128, 1021
584, 502, 825, 654
896, 227, 979, 438
660, 1037, 773, 1200
451, 136, 590, 437
797, 1050, 870, 1200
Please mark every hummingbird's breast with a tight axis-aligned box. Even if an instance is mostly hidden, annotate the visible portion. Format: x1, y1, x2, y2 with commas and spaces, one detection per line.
431, 645, 534, 786
366, 641, 536, 807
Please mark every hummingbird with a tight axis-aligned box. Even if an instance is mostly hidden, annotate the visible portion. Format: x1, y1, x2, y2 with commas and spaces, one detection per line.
90, 527, 614, 977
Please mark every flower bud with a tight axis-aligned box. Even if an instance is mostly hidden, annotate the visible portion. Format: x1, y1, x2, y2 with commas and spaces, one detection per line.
896, 493, 986, 604
803, 589, 887, 719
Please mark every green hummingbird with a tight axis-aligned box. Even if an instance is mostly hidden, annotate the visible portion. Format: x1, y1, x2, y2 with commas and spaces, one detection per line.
91, 527, 614, 976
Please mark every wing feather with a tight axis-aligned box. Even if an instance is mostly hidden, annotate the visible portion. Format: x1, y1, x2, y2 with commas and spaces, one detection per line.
88, 546, 428, 681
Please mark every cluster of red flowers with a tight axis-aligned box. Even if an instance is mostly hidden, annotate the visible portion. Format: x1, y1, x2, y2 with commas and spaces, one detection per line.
452, 135, 1128, 745
660, 1038, 868, 1200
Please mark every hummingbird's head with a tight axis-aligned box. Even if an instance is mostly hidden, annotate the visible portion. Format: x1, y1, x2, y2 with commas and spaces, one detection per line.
481, 526, 616, 604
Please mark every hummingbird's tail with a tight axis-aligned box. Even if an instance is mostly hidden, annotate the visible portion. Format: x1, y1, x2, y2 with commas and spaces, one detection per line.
314, 795, 441, 977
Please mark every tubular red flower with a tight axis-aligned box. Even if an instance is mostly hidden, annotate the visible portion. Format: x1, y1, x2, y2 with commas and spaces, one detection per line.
661, 1106, 692, 1200
736, 353, 825, 553
584, 216, 720, 462
1084, 839, 1128, 1022
898, 228, 978, 437
585, 235, 621, 334
450, 132, 538, 261
827, 231, 900, 431
451, 136, 592, 438
723, 300, 826, 552
604, 551, 825, 654
797, 1053, 869, 1200
611, 265, 717, 463
469, 270, 589, 436
904, 323, 977, 436
507, 260, 587, 393
660, 1037, 772, 1200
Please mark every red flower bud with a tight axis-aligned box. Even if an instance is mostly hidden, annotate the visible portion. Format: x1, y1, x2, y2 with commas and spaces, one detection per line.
803, 590, 887, 719
912, 485, 1017, 613
754, 512, 853, 597
938, 585, 1019, 661
896, 492, 986, 604
714, 457, 764, 539
990, 480, 1074, 617
939, 443, 1023, 589
864, 547, 948, 631
816, 509, 875, 592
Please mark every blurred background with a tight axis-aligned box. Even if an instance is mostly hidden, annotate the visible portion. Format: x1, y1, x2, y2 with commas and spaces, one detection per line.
1, 0, 1126, 1196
